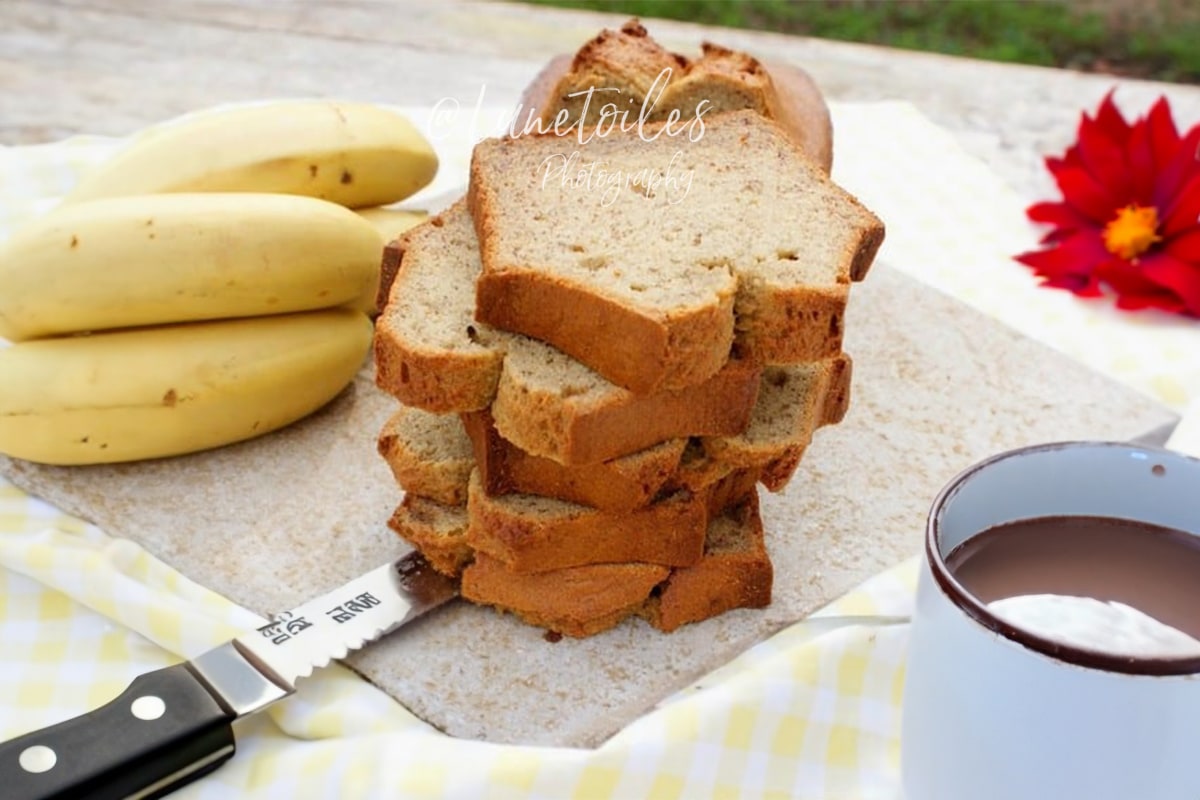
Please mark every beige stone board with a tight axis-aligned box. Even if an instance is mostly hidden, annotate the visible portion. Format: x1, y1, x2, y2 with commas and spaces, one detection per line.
0, 264, 1175, 747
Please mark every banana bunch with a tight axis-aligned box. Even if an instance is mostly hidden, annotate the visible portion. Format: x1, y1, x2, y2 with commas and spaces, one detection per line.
64, 100, 439, 209
0, 100, 438, 465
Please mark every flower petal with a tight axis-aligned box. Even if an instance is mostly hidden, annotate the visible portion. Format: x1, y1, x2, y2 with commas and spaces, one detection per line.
1078, 112, 1133, 200
1153, 126, 1200, 210
1162, 171, 1200, 238
1027, 200, 1092, 233
1125, 111, 1158, 205
1164, 227, 1200, 263
1056, 166, 1119, 224
1096, 257, 1187, 313
1015, 230, 1109, 288
1095, 89, 1133, 146
1052, 274, 1105, 295
1140, 252, 1200, 316
1145, 96, 1182, 173
1114, 292, 1185, 313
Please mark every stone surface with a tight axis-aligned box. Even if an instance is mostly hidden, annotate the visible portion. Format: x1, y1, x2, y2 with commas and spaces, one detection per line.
0, 265, 1174, 747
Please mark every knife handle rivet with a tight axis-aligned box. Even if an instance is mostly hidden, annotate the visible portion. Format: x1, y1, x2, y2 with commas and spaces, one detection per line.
130, 695, 166, 721
18, 744, 57, 773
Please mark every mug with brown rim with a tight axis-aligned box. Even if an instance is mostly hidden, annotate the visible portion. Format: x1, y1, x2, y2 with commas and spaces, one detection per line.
901, 441, 1200, 800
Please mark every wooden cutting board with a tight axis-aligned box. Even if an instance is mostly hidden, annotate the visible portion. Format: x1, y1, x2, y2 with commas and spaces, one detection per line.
0, 264, 1173, 747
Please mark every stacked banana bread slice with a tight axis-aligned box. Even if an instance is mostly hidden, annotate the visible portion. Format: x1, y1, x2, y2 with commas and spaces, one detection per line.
371, 105, 881, 638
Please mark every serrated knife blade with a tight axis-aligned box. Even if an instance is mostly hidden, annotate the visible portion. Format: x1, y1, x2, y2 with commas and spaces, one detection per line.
0, 549, 457, 800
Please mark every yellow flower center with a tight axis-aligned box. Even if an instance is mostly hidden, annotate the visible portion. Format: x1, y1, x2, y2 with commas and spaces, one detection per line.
1102, 204, 1161, 261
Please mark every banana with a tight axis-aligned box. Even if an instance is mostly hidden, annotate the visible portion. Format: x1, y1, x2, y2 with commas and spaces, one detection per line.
0, 193, 382, 342
354, 206, 428, 244
0, 309, 371, 465
63, 100, 439, 208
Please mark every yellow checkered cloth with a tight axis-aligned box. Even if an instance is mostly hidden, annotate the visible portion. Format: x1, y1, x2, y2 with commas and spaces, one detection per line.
0, 490, 915, 799
1, 101, 1196, 799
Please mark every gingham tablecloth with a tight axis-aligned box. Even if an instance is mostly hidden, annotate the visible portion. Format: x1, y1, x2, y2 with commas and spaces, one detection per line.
1, 101, 1197, 799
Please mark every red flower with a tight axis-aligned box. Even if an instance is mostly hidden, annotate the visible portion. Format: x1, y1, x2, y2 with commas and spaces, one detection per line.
1016, 92, 1200, 316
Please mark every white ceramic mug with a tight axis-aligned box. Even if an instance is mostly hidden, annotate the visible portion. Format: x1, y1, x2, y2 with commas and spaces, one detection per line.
901, 441, 1200, 800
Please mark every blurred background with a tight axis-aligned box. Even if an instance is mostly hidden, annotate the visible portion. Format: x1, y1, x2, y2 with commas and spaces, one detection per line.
523, 0, 1199, 84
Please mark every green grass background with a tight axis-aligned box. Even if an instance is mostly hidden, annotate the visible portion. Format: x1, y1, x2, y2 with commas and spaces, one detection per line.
522, 0, 1200, 84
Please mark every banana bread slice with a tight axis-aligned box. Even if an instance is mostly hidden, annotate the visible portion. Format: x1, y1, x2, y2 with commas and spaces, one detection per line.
683, 355, 852, 492
464, 467, 758, 574
644, 495, 772, 632
516, 19, 834, 173
461, 407, 686, 513
464, 469, 707, 573
460, 494, 770, 638
377, 354, 850, 513
374, 203, 760, 465
386, 495, 472, 577
377, 408, 473, 506
462, 556, 669, 638
468, 110, 883, 394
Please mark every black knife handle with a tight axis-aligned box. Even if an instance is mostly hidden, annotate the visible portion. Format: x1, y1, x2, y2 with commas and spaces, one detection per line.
0, 662, 236, 800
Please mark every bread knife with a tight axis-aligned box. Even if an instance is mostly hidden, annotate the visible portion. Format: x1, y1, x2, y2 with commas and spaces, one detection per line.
0, 549, 457, 800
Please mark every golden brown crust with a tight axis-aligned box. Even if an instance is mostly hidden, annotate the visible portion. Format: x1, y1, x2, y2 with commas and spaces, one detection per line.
373, 330, 501, 413
516, 19, 834, 173
458, 492, 770, 637
491, 356, 761, 466
690, 355, 852, 493
762, 60, 834, 173
821, 353, 853, 426
757, 445, 808, 492
465, 472, 707, 573
375, 240, 404, 315
473, 265, 733, 396
379, 356, 848, 509
386, 497, 473, 577
734, 283, 849, 365
849, 220, 887, 283
461, 408, 686, 513
646, 495, 772, 633
462, 555, 668, 638
467, 110, 879, 399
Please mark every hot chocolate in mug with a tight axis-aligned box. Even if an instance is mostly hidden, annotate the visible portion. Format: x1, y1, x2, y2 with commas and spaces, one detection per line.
901, 441, 1200, 800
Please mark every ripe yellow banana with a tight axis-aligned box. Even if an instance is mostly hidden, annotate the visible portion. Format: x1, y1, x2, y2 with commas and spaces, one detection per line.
63, 101, 439, 208
0, 193, 382, 342
0, 309, 371, 465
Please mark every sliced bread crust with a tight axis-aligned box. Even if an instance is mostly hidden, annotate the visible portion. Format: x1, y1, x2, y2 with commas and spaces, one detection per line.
468, 110, 883, 394
459, 494, 769, 638
461, 407, 686, 513
516, 19, 834, 173
645, 494, 772, 632
374, 203, 762, 465
492, 346, 760, 465
462, 556, 669, 639
464, 469, 711, 573
373, 207, 505, 413
386, 496, 472, 578
377, 354, 851, 514
464, 466, 758, 574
